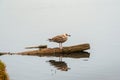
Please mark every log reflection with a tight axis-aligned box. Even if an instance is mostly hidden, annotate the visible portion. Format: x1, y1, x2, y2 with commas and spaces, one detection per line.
47, 52, 90, 71
39, 51, 90, 59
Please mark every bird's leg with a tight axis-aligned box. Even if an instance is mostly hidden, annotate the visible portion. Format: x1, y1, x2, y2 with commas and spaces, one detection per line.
59, 43, 61, 49
60, 43, 62, 49
59, 56, 62, 61
59, 43, 63, 61
61, 43, 63, 49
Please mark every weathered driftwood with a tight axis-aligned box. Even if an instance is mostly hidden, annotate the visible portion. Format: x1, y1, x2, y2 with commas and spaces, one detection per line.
18, 43, 90, 55
25, 45, 47, 50
0, 52, 12, 56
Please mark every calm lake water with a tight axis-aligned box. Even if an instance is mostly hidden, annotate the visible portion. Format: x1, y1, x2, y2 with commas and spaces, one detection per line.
0, 0, 120, 80
0, 37, 120, 80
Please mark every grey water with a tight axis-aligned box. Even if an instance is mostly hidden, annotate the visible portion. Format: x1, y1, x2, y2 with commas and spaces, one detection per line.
0, 0, 120, 80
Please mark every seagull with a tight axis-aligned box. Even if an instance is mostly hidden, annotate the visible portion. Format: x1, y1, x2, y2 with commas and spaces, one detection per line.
48, 33, 71, 49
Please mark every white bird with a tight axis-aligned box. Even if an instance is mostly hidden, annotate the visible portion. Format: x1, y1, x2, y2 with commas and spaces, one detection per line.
48, 33, 71, 49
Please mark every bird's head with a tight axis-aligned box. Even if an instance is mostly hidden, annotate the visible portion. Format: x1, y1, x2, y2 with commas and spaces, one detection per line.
64, 33, 71, 37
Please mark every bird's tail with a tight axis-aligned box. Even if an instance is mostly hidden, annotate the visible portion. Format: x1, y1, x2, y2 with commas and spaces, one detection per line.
48, 38, 53, 42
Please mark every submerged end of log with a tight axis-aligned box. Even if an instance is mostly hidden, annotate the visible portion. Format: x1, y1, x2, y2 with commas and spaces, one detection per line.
25, 45, 47, 49
18, 43, 90, 55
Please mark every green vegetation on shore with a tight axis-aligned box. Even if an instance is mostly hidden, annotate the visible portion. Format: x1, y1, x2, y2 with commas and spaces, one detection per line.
0, 60, 9, 80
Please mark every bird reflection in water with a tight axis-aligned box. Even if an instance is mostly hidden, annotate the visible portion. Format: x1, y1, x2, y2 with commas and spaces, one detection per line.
44, 52, 90, 72
48, 60, 70, 71
47, 52, 90, 71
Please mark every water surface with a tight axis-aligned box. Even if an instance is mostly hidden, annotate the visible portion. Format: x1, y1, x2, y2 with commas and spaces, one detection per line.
0, 0, 120, 80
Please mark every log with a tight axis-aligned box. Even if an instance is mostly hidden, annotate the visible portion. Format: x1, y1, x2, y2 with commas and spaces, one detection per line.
25, 45, 47, 50
0, 52, 6, 55
0, 52, 12, 56
18, 43, 90, 55
25, 45, 47, 49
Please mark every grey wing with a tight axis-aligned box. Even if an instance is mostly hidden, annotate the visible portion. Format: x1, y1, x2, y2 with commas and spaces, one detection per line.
52, 35, 67, 43
52, 36, 64, 43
